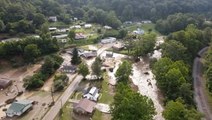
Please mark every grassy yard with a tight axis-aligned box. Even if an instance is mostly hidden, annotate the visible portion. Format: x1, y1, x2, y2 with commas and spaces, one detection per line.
124, 23, 160, 35
99, 73, 114, 104
92, 110, 103, 120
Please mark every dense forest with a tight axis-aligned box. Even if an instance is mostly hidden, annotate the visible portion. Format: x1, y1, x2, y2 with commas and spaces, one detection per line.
1, 0, 212, 35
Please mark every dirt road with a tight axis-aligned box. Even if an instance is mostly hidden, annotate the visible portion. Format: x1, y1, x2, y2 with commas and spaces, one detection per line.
42, 75, 83, 120
193, 47, 212, 120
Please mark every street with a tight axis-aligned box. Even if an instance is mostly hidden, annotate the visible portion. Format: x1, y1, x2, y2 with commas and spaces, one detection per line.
193, 47, 212, 120
42, 75, 83, 120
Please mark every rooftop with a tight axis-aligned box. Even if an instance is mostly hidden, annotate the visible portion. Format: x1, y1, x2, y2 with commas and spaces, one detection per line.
74, 99, 96, 113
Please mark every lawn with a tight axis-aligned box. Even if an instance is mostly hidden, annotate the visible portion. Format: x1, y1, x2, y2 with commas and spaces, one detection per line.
92, 110, 103, 120
54, 102, 73, 120
124, 23, 160, 35
99, 73, 114, 104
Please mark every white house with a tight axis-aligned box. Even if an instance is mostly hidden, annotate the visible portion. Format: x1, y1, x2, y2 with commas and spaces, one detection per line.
104, 25, 112, 30
49, 27, 57, 31
52, 34, 68, 39
84, 24, 92, 28
101, 37, 117, 44
48, 16, 57, 22
70, 25, 81, 29
132, 28, 145, 35
83, 87, 99, 101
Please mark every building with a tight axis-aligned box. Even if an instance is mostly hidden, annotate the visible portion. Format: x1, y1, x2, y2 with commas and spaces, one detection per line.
83, 87, 99, 101
6, 100, 33, 117
61, 65, 77, 73
0, 77, 12, 89
52, 34, 68, 39
141, 20, 152, 24
73, 99, 96, 115
84, 24, 92, 28
101, 37, 116, 44
49, 27, 57, 31
70, 25, 81, 29
75, 33, 87, 40
132, 28, 145, 35
48, 16, 57, 22
82, 51, 97, 59
104, 25, 112, 30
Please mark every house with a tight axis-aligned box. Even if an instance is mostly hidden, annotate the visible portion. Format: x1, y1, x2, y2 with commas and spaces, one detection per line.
70, 25, 81, 29
73, 99, 96, 115
141, 20, 152, 24
101, 37, 116, 44
132, 28, 145, 35
84, 24, 92, 28
56, 28, 69, 33
104, 25, 112, 30
52, 34, 68, 39
75, 33, 87, 40
61, 65, 77, 73
106, 52, 113, 58
82, 51, 97, 59
58, 39, 67, 43
112, 42, 124, 51
6, 100, 33, 117
102, 58, 115, 69
83, 87, 99, 101
0, 77, 12, 89
48, 16, 57, 22
124, 21, 133, 24
49, 27, 57, 31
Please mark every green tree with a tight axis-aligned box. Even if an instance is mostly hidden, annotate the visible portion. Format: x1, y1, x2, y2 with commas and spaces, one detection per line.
161, 40, 188, 61
0, 20, 5, 32
111, 83, 155, 120
163, 100, 201, 120
115, 61, 132, 83
78, 62, 90, 79
134, 33, 156, 57
68, 30, 75, 41
91, 57, 102, 79
24, 44, 41, 63
71, 48, 81, 65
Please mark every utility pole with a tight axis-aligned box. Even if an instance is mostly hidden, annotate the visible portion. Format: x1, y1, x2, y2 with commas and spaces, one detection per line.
51, 87, 54, 103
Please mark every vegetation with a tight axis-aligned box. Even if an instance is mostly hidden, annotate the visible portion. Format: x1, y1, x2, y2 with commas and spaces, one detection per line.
23, 54, 63, 90
0, 36, 59, 63
54, 74, 69, 92
115, 61, 132, 83
205, 44, 212, 92
78, 62, 89, 79
163, 99, 202, 120
71, 48, 81, 65
111, 83, 155, 120
112, 60, 155, 120
91, 57, 102, 79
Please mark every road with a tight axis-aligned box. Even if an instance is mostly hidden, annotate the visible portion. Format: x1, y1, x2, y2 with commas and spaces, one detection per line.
42, 75, 83, 120
193, 47, 212, 120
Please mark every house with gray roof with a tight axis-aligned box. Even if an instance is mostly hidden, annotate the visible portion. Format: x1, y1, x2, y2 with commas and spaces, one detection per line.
6, 100, 33, 117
